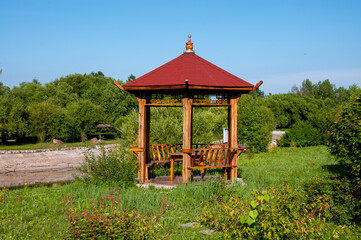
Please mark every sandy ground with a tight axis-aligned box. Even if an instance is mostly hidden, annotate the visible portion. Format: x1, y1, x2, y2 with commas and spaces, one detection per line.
0, 149, 85, 188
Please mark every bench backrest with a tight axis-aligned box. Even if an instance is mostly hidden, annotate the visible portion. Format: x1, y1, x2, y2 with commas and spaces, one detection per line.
151, 144, 182, 163
150, 143, 229, 163
190, 148, 244, 167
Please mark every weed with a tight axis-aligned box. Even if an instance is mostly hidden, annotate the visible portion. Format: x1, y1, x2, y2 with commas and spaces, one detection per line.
0, 189, 6, 202
77, 145, 137, 186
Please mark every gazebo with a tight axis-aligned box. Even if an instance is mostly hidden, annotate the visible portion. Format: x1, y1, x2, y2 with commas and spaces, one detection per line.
114, 36, 262, 184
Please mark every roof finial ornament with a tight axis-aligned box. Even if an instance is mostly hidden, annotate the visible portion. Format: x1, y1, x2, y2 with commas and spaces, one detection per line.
184, 34, 195, 54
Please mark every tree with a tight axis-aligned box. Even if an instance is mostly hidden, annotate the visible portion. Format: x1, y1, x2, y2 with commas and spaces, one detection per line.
11, 79, 47, 104
278, 121, 323, 147
0, 95, 28, 143
327, 94, 361, 185
315, 79, 335, 100
0, 82, 10, 96
300, 79, 314, 97
151, 107, 183, 144
114, 109, 138, 145
53, 72, 113, 97
265, 94, 309, 129
90, 71, 104, 77
28, 101, 59, 142
193, 107, 227, 143
53, 82, 78, 107
238, 95, 276, 152
49, 108, 79, 142
126, 74, 136, 83
66, 99, 105, 141
83, 81, 137, 124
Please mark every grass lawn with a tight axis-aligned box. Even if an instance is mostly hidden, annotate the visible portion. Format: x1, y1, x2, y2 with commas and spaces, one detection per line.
0, 146, 356, 239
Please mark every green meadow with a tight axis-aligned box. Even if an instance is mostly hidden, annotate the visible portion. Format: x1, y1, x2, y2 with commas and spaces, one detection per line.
2, 146, 358, 239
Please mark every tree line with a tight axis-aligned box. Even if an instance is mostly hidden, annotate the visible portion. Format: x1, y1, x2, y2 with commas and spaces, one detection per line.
0, 72, 360, 152
0, 72, 137, 143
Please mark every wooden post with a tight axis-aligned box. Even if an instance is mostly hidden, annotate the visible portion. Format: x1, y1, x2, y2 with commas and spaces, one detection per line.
182, 93, 193, 183
137, 93, 150, 184
170, 158, 175, 181
228, 94, 240, 182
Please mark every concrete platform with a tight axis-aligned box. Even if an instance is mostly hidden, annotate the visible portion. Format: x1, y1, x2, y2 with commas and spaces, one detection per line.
137, 175, 237, 189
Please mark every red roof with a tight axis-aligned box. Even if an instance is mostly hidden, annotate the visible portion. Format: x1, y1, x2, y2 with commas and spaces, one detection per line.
122, 53, 255, 91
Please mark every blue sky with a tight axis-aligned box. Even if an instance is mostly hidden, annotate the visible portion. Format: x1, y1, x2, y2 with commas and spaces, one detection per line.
0, 0, 360, 94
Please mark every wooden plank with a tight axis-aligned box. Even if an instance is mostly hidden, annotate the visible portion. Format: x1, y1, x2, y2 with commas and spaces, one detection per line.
188, 165, 237, 169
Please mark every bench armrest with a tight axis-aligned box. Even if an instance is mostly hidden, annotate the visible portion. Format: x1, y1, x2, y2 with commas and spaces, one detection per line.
129, 147, 144, 152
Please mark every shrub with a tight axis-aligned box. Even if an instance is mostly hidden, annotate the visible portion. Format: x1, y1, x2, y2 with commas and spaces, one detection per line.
278, 121, 323, 147
199, 182, 357, 239
238, 95, 276, 153
61, 193, 162, 239
327, 94, 361, 185
303, 178, 361, 225
200, 183, 315, 239
77, 146, 137, 186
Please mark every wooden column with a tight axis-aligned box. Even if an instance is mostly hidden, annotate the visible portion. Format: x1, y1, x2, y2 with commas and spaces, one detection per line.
182, 93, 193, 183
137, 93, 150, 184
228, 94, 240, 182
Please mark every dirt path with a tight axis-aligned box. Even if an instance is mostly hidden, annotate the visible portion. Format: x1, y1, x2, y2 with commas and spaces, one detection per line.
0, 149, 84, 188
0, 145, 117, 188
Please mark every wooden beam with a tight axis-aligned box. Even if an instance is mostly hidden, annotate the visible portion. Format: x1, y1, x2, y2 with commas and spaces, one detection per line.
144, 102, 231, 107
182, 93, 193, 183
137, 93, 150, 184
250, 81, 263, 92
123, 85, 254, 91
228, 94, 240, 182
113, 81, 124, 90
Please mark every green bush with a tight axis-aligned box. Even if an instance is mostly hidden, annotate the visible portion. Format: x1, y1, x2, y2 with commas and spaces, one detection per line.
199, 182, 357, 239
78, 146, 137, 186
238, 95, 276, 152
61, 192, 162, 239
327, 94, 361, 185
303, 178, 361, 225
278, 121, 323, 147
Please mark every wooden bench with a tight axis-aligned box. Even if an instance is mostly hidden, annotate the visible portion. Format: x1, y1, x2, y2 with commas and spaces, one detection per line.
130, 143, 236, 181
182, 147, 245, 180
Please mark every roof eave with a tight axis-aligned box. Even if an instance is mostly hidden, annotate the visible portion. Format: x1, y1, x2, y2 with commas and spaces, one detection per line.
122, 84, 254, 91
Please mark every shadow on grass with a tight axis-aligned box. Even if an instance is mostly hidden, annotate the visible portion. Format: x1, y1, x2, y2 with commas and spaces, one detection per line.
322, 163, 349, 178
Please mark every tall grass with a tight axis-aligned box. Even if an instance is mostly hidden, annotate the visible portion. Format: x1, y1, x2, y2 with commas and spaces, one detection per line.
0, 146, 348, 239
